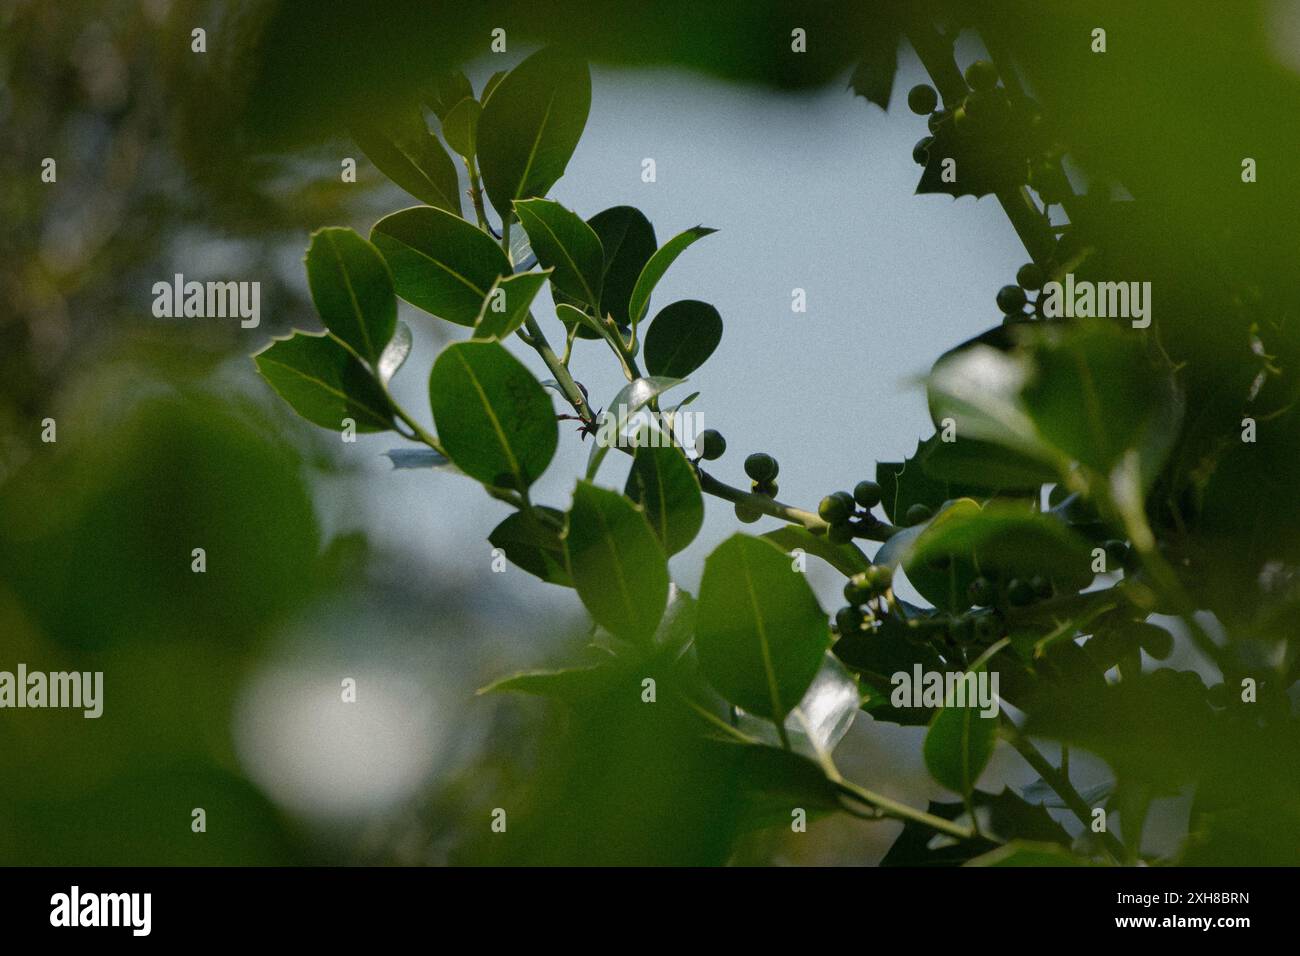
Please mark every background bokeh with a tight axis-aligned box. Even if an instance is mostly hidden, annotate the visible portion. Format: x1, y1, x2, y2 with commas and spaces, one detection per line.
2, 0, 1296, 864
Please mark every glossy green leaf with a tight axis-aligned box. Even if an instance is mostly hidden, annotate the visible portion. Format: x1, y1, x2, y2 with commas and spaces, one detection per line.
643, 300, 723, 378
428, 340, 557, 490
487, 506, 571, 586
352, 110, 461, 215
623, 442, 703, 556
695, 534, 829, 721
477, 48, 591, 219
477, 663, 618, 704
919, 435, 1056, 492
586, 375, 685, 480
924, 697, 998, 797
255, 332, 394, 432
761, 526, 868, 577
558, 205, 657, 327
627, 225, 716, 328
564, 480, 669, 643
304, 227, 396, 365
371, 206, 511, 326
480, 70, 507, 104
440, 96, 481, 159
377, 321, 412, 383
514, 198, 604, 310
472, 270, 550, 341
877, 498, 981, 613
735, 653, 862, 761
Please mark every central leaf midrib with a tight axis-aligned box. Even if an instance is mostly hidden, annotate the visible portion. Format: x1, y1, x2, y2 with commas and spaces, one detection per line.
452, 349, 522, 486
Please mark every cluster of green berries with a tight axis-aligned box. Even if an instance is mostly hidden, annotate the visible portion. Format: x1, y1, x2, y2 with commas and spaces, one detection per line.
833, 564, 894, 635
907, 61, 1011, 168
732, 451, 780, 523
997, 261, 1050, 324
966, 572, 1054, 609
818, 479, 883, 543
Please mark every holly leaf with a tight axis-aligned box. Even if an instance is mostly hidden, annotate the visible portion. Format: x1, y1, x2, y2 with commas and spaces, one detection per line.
624, 442, 704, 556
472, 271, 550, 342
514, 198, 604, 311
627, 226, 716, 329
304, 227, 396, 365
488, 506, 571, 586
255, 332, 394, 433
352, 108, 461, 215
643, 300, 723, 378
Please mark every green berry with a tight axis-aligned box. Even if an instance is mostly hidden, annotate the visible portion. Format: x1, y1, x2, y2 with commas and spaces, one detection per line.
905, 503, 933, 526
907, 83, 939, 115
828, 521, 856, 544
912, 136, 932, 167
968, 576, 995, 606
996, 284, 1027, 314
697, 429, 726, 460
743, 452, 779, 483
1007, 578, 1035, 606
751, 479, 778, 497
964, 60, 999, 92
865, 563, 894, 592
819, 492, 854, 525
844, 576, 872, 606
1103, 539, 1128, 571
927, 109, 949, 133
734, 501, 761, 524
973, 613, 1001, 644
853, 479, 882, 509
1030, 575, 1053, 600
1015, 262, 1045, 291
835, 605, 864, 635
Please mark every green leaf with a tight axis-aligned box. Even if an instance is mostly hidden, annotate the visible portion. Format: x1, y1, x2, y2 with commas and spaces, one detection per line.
761, 526, 868, 577
908, 498, 1096, 591
428, 340, 557, 490
564, 480, 669, 643
254, 332, 394, 432
585, 206, 657, 326
734, 653, 862, 761
643, 300, 723, 378
586, 376, 685, 480
556, 302, 611, 342
472, 270, 550, 341
695, 534, 829, 721
876, 435, 989, 525
371, 206, 511, 326
477, 48, 591, 220
876, 498, 981, 613
919, 435, 1056, 492
480, 70, 507, 104
514, 198, 604, 311
424, 71, 473, 120
624, 442, 703, 556
440, 96, 481, 159
477, 664, 616, 703
848, 31, 899, 110
377, 321, 412, 383
924, 697, 998, 797
487, 506, 571, 586
304, 227, 396, 365
352, 110, 462, 215
966, 841, 1089, 867
627, 225, 716, 328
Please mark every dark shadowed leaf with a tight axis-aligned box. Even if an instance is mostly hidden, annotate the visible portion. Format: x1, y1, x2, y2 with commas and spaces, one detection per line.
488, 506, 571, 585
761, 525, 868, 577
644, 300, 723, 378
352, 110, 462, 215
428, 340, 557, 490
440, 96, 482, 159
924, 699, 999, 797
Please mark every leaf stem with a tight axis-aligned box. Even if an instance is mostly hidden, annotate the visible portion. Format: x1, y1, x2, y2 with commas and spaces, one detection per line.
696, 468, 900, 541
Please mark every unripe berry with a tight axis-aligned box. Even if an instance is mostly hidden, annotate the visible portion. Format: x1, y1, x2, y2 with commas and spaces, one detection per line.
865, 563, 894, 592
751, 479, 778, 497
912, 136, 932, 167
835, 605, 864, 635
844, 576, 872, 606
853, 479, 882, 509
927, 109, 949, 133
996, 284, 1027, 314
819, 492, 854, 526
968, 576, 995, 606
1015, 262, 1045, 291
964, 60, 999, 92
1030, 575, 1053, 600
907, 83, 939, 115
905, 503, 933, 526
734, 501, 762, 523
1007, 578, 1035, 606
697, 429, 726, 460
744, 452, 779, 483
